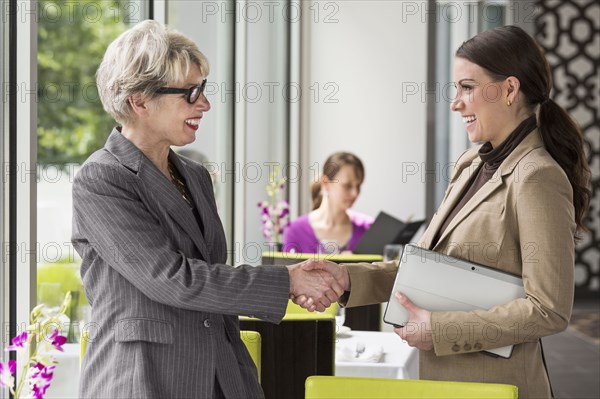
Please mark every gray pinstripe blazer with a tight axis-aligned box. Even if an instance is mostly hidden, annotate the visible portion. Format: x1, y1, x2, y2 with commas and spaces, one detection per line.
72, 129, 290, 398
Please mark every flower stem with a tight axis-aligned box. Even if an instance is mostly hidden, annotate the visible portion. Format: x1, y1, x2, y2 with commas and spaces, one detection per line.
14, 355, 32, 398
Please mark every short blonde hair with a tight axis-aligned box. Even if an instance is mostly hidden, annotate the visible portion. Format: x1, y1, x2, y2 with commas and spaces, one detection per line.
96, 19, 209, 125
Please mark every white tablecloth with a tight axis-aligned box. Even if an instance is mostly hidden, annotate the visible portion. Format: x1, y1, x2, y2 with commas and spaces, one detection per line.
335, 330, 419, 379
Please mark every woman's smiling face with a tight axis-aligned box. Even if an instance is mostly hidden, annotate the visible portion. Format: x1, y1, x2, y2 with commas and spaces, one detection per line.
143, 64, 211, 148
451, 57, 510, 147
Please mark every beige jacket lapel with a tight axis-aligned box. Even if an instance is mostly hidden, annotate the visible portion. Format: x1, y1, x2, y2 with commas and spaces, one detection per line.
423, 130, 545, 251
420, 150, 481, 249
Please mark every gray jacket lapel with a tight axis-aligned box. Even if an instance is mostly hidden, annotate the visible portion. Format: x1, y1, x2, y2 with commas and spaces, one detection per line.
169, 153, 216, 252
104, 129, 212, 261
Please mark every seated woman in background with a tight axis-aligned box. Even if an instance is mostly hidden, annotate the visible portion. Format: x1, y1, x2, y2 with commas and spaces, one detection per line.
283, 152, 373, 254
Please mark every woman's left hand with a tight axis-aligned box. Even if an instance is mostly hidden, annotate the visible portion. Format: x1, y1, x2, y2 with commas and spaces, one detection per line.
393, 292, 434, 351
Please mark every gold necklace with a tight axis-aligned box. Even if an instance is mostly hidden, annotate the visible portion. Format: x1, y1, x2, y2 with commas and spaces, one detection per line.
168, 161, 192, 206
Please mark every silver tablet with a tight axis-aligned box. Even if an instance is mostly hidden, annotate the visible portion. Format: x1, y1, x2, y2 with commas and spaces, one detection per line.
383, 244, 525, 358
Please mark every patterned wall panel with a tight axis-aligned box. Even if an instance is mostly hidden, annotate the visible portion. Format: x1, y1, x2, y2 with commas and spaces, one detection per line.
535, 0, 599, 296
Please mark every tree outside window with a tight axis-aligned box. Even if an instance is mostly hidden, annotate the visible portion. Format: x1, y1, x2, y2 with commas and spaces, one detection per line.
37, 0, 133, 343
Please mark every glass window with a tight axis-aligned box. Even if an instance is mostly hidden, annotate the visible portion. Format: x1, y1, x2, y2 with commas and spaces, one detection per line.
1, 0, 9, 388
431, 0, 510, 209
167, 0, 236, 259
167, 0, 291, 265
36, 0, 145, 343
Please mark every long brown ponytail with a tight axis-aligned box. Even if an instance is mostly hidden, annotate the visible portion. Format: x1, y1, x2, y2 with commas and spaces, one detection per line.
538, 99, 591, 236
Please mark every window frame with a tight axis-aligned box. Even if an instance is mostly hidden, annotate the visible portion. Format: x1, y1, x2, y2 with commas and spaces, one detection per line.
1, 1, 11, 394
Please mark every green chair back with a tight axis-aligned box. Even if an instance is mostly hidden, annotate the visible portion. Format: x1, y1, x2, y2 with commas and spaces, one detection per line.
240, 330, 262, 382
284, 300, 338, 320
305, 376, 518, 399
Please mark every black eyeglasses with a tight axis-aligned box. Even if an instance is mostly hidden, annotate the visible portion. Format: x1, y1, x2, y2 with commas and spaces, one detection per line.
155, 79, 207, 104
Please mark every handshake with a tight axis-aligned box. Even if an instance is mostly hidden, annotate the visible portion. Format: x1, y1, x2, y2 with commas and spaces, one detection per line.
286, 260, 350, 312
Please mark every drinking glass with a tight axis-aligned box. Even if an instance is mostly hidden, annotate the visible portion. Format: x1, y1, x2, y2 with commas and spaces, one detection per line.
335, 306, 346, 328
383, 244, 404, 262
318, 239, 340, 255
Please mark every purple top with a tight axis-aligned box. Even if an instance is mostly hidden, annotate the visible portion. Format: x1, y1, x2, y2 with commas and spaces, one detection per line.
282, 211, 374, 254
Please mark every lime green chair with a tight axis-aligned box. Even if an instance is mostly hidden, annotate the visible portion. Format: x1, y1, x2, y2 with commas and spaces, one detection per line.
284, 299, 338, 319
240, 330, 262, 382
305, 376, 518, 399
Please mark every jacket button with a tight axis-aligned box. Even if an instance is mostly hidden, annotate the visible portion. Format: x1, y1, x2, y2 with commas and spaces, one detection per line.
474, 342, 482, 350
463, 343, 472, 351
203, 319, 211, 328
452, 343, 460, 352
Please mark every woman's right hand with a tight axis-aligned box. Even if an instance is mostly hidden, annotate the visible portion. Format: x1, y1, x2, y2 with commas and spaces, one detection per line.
288, 260, 349, 311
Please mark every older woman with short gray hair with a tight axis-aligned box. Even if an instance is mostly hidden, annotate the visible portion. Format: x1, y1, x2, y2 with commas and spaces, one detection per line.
73, 20, 342, 399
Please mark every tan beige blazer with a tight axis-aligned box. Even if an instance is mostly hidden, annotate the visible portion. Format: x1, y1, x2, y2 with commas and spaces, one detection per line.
344, 130, 575, 398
